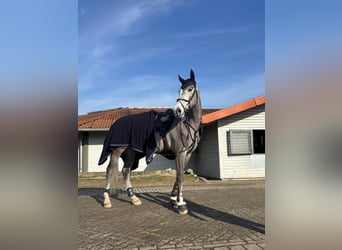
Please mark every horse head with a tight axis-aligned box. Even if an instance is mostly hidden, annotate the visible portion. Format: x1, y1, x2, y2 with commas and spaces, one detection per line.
175, 69, 198, 119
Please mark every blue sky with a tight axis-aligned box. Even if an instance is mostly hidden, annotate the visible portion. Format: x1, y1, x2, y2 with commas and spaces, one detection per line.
78, 0, 264, 115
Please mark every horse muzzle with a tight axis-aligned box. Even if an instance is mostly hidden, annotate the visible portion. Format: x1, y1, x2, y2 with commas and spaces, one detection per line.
174, 102, 186, 118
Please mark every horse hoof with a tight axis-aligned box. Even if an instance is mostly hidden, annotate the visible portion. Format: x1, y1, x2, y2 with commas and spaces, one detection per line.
177, 205, 188, 215
104, 203, 112, 208
103, 192, 112, 208
131, 196, 142, 206
131, 199, 142, 206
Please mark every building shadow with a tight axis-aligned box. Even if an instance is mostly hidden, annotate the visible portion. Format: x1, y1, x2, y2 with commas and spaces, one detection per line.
139, 192, 265, 235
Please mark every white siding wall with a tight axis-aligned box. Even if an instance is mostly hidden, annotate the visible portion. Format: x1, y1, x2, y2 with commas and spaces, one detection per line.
217, 105, 265, 179
85, 132, 175, 172
196, 122, 220, 178
87, 132, 116, 172
142, 154, 176, 172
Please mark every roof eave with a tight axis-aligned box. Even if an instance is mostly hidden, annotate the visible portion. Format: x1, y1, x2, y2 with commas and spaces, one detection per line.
78, 128, 109, 131
201, 95, 265, 124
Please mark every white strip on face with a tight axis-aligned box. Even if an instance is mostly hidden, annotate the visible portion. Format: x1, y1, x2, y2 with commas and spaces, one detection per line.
174, 86, 195, 118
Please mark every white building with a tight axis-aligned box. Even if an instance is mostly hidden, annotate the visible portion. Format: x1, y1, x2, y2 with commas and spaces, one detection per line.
78, 96, 265, 179
197, 96, 265, 179
78, 107, 217, 173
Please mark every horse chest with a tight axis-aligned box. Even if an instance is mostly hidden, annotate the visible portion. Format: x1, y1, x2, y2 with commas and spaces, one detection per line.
180, 126, 200, 154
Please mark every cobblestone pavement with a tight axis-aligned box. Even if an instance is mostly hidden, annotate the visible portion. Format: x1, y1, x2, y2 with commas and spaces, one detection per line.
78, 182, 265, 250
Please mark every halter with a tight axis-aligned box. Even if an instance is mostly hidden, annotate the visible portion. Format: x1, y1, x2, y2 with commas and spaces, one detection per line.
176, 84, 198, 114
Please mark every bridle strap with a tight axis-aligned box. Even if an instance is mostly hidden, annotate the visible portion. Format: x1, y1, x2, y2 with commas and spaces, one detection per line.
179, 119, 199, 154
176, 87, 198, 110
176, 88, 200, 154
174, 84, 200, 153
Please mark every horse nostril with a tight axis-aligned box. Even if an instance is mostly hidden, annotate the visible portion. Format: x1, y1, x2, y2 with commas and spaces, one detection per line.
176, 108, 181, 114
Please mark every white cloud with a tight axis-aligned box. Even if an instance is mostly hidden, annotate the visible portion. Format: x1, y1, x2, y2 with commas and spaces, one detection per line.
78, 0, 183, 94
182, 26, 250, 38
79, 7, 86, 17
79, 89, 176, 114
78, 43, 115, 92
78, 73, 181, 114
89, 43, 114, 60
78, 0, 264, 114
78, 60, 102, 93
79, 0, 180, 45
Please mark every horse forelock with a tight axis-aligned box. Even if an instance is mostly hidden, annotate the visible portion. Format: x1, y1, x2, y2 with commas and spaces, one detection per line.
180, 80, 196, 90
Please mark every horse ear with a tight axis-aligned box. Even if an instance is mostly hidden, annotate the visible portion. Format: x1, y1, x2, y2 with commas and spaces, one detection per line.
178, 74, 185, 84
190, 69, 195, 81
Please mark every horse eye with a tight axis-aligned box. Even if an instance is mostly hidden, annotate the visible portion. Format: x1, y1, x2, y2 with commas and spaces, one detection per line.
188, 88, 193, 92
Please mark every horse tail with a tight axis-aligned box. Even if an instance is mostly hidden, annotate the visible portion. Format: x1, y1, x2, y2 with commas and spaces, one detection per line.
110, 157, 119, 195
106, 148, 124, 196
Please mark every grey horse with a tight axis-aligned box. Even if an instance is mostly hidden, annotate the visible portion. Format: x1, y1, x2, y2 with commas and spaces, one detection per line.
100, 69, 201, 214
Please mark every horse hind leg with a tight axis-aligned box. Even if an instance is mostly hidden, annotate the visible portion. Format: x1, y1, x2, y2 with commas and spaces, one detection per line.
103, 161, 113, 208
122, 167, 141, 206
103, 147, 126, 208
122, 149, 142, 206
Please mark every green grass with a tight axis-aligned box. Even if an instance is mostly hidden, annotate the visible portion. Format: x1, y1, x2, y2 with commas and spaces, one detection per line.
78, 172, 264, 188
78, 172, 202, 188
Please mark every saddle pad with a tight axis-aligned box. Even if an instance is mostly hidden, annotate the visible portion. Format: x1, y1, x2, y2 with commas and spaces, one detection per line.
98, 110, 157, 165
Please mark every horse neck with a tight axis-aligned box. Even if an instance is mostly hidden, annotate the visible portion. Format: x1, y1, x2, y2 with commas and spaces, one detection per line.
187, 93, 201, 129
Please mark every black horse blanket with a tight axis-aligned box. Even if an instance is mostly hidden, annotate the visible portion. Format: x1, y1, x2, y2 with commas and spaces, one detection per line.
98, 110, 157, 166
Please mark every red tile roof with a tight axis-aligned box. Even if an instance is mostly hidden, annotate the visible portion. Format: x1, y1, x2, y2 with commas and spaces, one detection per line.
78, 107, 219, 130
78, 95, 265, 130
201, 95, 265, 124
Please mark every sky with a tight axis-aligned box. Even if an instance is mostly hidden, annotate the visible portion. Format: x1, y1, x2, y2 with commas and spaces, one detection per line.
78, 0, 264, 115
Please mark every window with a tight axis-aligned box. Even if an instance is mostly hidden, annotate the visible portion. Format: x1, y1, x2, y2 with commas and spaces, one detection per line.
228, 130, 252, 155
228, 129, 265, 155
253, 130, 265, 154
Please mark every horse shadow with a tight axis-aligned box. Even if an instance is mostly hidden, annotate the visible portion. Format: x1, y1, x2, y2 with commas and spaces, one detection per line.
139, 192, 265, 235
78, 188, 264, 235
78, 187, 131, 206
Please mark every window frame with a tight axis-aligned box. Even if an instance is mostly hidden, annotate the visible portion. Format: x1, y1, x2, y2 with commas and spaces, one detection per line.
227, 129, 253, 155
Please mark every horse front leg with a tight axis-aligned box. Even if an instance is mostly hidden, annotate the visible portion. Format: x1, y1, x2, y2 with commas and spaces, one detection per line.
170, 182, 179, 207
171, 152, 189, 215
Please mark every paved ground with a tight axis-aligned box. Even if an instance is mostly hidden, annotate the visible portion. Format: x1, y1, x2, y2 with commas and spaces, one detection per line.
78, 182, 265, 250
